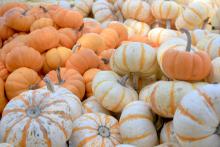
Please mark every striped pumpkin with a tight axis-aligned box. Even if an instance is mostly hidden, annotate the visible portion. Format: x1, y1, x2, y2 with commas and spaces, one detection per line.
69, 113, 122, 147
139, 81, 207, 118
124, 19, 150, 37
122, 0, 153, 24
173, 84, 220, 147
73, 0, 94, 17
148, 28, 180, 47
82, 18, 102, 34
116, 144, 136, 147
83, 68, 101, 97
110, 42, 158, 77
151, 0, 181, 20
207, 57, 220, 83
82, 96, 111, 115
196, 34, 220, 59
160, 121, 178, 144
114, 0, 126, 22
0, 143, 13, 147
119, 101, 158, 147
92, 0, 117, 23
92, 71, 138, 112
175, 1, 210, 30
0, 79, 83, 146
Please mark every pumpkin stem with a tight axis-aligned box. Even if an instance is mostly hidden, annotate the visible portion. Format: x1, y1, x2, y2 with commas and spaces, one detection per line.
202, 18, 209, 29
117, 75, 129, 86
22, 9, 28, 15
56, 67, 65, 85
29, 84, 39, 90
43, 76, 55, 93
72, 44, 81, 53
39, 5, 48, 13
132, 73, 139, 91
98, 126, 110, 138
216, 124, 220, 135
101, 58, 109, 64
151, 20, 162, 28
212, 26, 220, 30
166, 19, 171, 29
180, 28, 191, 52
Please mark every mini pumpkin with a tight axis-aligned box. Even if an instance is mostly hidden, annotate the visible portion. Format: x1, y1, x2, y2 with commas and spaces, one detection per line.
27, 5, 51, 19
30, 17, 55, 32
207, 57, 220, 83
92, 71, 138, 112
0, 2, 28, 16
82, 96, 111, 115
65, 48, 100, 75
26, 26, 60, 53
108, 21, 128, 43
4, 7, 36, 32
160, 121, 178, 144
82, 18, 102, 34
98, 49, 115, 70
40, 67, 85, 100
83, 68, 101, 97
100, 28, 120, 49
119, 101, 158, 147
53, 7, 83, 29
0, 17, 15, 41
72, 0, 94, 17
69, 113, 122, 146
5, 46, 43, 72
0, 60, 9, 81
5, 67, 41, 100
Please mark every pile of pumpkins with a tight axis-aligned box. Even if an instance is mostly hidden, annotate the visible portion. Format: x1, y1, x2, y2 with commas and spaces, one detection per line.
0, 0, 220, 146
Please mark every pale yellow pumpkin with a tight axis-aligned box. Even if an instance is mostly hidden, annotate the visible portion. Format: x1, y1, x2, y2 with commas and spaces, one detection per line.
69, 113, 122, 146
72, 0, 93, 17
160, 121, 179, 144
119, 101, 158, 147
82, 96, 111, 115
92, 71, 138, 112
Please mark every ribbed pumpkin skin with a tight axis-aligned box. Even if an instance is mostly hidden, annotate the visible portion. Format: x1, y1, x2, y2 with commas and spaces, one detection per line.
0, 60, 9, 80
100, 28, 120, 49
73, 0, 93, 17
0, 85, 83, 146
65, 49, 100, 75
160, 121, 178, 144
26, 26, 60, 53
139, 81, 207, 118
5, 67, 41, 100
119, 101, 158, 147
116, 145, 136, 147
151, 0, 181, 20
122, 0, 152, 24
98, 49, 115, 70
82, 96, 111, 115
40, 68, 85, 100
69, 113, 122, 147
30, 17, 55, 32
124, 19, 150, 37
82, 18, 102, 34
92, 71, 138, 112
0, 78, 7, 114
5, 46, 43, 72
173, 84, 220, 147
175, 1, 210, 30
0, 17, 15, 40
110, 42, 157, 77
108, 21, 128, 43
0, 2, 28, 16
83, 68, 100, 97
208, 57, 220, 83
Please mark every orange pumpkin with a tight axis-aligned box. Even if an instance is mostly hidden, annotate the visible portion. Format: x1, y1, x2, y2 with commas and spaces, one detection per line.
0, 17, 15, 41
82, 18, 102, 34
5, 46, 43, 72
27, 5, 51, 19
75, 33, 106, 54
100, 28, 120, 49
58, 28, 82, 49
4, 7, 36, 32
53, 7, 83, 29
0, 78, 7, 114
66, 49, 100, 75
98, 49, 115, 70
0, 38, 2, 48
83, 68, 101, 97
0, 2, 28, 16
5, 67, 41, 100
126, 35, 158, 47
0, 60, 9, 80
3, 32, 28, 46
108, 21, 128, 43
26, 26, 59, 53
41, 46, 72, 74
40, 67, 85, 100
160, 29, 211, 81
30, 17, 55, 32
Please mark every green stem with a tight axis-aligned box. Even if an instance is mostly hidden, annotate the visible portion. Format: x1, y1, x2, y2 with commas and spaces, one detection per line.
43, 76, 55, 93
180, 28, 191, 52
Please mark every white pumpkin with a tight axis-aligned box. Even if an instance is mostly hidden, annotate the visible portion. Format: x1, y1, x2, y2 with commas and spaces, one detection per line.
69, 113, 122, 146
0, 78, 83, 146
72, 0, 94, 17
0, 143, 14, 147
92, 71, 138, 112
119, 101, 158, 147
160, 121, 179, 144
207, 57, 220, 83
82, 96, 111, 115
155, 143, 180, 147
124, 19, 150, 36
173, 84, 220, 147
116, 144, 136, 147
